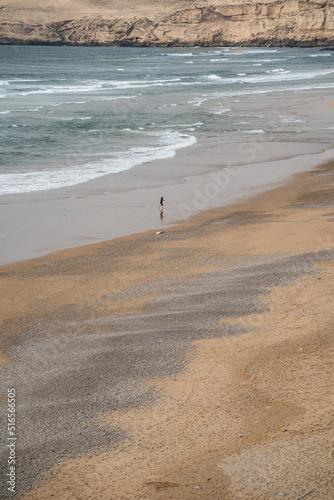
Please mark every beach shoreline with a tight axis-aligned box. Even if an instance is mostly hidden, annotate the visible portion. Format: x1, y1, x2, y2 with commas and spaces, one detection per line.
1, 86, 333, 266
1, 53, 334, 497
0, 153, 333, 499
1, 142, 333, 267
0, 143, 332, 268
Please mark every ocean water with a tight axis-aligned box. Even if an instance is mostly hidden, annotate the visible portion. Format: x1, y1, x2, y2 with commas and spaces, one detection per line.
0, 45, 333, 196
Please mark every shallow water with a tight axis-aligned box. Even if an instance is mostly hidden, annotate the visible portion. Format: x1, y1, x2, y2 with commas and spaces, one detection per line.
1, 45, 333, 196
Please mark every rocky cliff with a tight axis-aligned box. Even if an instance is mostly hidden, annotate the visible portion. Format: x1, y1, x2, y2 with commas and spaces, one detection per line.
1, 0, 334, 47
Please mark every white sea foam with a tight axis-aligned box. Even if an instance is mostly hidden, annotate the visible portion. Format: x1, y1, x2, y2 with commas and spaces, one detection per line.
0, 110, 11, 114
0, 131, 197, 196
231, 49, 278, 55
213, 106, 231, 115
9, 78, 48, 83
26, 106, 44, 112
51, 95, 140, 108
166, 53, 194, 57
255, 58, 287, 62
187, 97, 210, 107
2, 46, 333, 201
2, 78, 184, 97
212, 81, 334, 99
207, 50, 229, 54
279, 117, 305, 125
265, 68, 290, 74
58, 116, 92, 121
206, 75, 223, 81
204, 68, 334, 86
161, 122, 203, 129
4, 66, 332, 101
178, 122, 204, 128
239, 114, 264, 118
308, 53, 331, 57
51, 101, 88, 107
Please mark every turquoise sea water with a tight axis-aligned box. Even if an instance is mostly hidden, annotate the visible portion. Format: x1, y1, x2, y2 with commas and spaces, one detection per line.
0, 45, 333, 196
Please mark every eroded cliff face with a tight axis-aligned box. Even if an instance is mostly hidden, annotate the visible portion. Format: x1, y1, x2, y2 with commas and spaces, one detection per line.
0, 0, 333, 46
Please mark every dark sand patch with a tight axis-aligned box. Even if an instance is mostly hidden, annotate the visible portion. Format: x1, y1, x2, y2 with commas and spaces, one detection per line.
0, 160, 334, 498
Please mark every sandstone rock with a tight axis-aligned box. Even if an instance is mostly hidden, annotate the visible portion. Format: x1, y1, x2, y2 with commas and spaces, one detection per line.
0, 1, 333, 47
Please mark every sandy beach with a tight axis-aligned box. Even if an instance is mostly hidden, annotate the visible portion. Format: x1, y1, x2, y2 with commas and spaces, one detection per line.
0, 153, 333, 498
1, 87, 333, 266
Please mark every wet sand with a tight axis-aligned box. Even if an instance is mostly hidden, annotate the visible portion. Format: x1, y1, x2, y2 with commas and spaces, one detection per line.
0, 156, 333, 498
1, 88, 333, 266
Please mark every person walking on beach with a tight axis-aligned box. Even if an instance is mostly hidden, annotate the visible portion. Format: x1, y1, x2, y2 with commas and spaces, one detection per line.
159, 196, 164, 216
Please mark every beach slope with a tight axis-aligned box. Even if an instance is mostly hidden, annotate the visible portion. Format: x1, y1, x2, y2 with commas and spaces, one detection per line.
0, 158, 333, 498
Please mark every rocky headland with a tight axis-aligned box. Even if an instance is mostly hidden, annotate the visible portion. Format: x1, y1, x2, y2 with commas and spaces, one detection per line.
0, 0, 334, 47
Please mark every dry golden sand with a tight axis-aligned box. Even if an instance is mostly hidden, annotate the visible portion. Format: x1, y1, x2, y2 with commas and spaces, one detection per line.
1, 161, 334, 499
